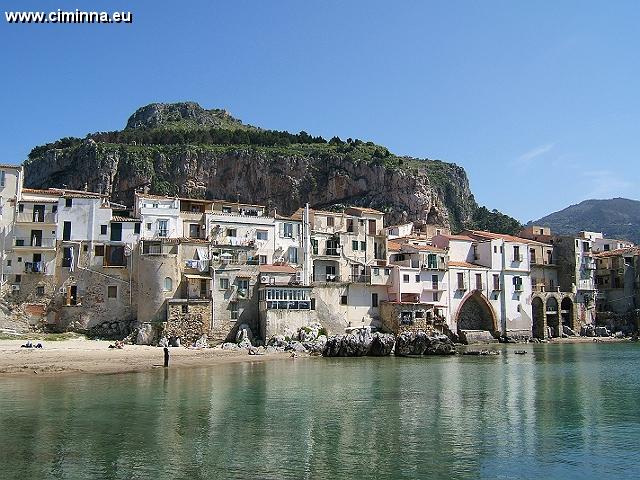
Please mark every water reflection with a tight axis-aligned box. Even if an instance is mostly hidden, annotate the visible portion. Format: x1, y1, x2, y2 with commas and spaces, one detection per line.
1, 344, 640, 479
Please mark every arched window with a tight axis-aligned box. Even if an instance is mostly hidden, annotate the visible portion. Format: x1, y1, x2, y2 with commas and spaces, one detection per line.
164, 277, 173, 291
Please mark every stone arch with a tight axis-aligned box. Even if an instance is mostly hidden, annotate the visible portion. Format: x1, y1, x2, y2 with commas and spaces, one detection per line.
546, 296, 560, 337
561, 296, 574, 331
455, 291, 498, 333
531, 296, 545, 339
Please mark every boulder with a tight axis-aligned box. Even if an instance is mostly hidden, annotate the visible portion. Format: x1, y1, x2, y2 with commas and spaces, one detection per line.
221, 342, 239, 350
562, 325, 576, 336
195, 335, 208, 348
368, 333, 395, 356
267, 335, 287, 348
581, 325, 596, 337
395, 331, 455, 356
298, 323, 323, 342
235, 324, 254, 343
304, 335, 327, 354
287, 341, 307, 353
169, 336, 181, 347
594, 326, 610, 337
135, 323, 155, 345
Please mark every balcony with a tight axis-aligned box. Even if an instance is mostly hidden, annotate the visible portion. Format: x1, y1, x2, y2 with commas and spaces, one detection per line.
512, 255, 524, 263
348, 274, 371, 283
422, 261, 447, 271
16, 212, 57, 224
13, 237, 56, 249
212, 237, 257, 248
24, 261, 47, 274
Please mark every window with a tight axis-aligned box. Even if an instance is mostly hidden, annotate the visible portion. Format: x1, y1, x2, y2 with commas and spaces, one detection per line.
327, 216, 334, 227
604, 244, 610, 251
189, 224, 200, 238
352, 240, 359, 251
230, 302, 239, 320
15, 274, 21, 283
373, 267, 380, 275
63, 221, 71, 241
283, 223, 293, 238
346, 219, 354, 233
6, 259, 11, 267
427, 254, 437, 269
134, 223, 141, 234
222, 206, 232, 214
494, 246, 497, 253
340, 295, 348, 305
227, 228, 237, 237
36, 286, 45, 297
415, 311, 424, 319
360, 241, 366, 251
94, 245, 105, 257
288, 247, 298, 263
18, 204, 24, 213
403, 274, 410, 283
219, 278, 229, 290
146, 223, 152, 231
493, 274, 500, 290
432, 292, 439, 302
256, 230, 268, 241
457, 272, 465, 290
17, 257, 22, 263
107, 285, 118, 298
65, 198, 73, 208
164, 277, 173, 291
104, 245, 126, 267
384, 268, 390, 275
311, 238, 318, 255
582, 241, 591, 253
100, 225, 107, 235
513, 276, 523, 291
371, 293, 379, 307
431, 274, 438, 290
158, 220, 168, 237
237, 278, 250, 290
52, 205, 57, 213
415, 274, 420, 282
0, 170, 4, 187
475, 273, 482, 290
513, 246, 520, 261
259, 255, 267, 265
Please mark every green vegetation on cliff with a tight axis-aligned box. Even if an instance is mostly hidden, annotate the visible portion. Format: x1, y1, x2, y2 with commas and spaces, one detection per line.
23, 102, 521, 233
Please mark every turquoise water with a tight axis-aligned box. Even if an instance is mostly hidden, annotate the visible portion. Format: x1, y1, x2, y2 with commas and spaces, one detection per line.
1, 343, 639, 479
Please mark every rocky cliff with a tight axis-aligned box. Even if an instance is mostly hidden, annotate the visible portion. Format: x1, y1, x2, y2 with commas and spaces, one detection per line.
22, 102, 508, 231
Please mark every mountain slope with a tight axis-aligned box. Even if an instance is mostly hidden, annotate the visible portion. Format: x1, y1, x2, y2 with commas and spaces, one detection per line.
22, 102, 520, 233
531, 198, 640, 243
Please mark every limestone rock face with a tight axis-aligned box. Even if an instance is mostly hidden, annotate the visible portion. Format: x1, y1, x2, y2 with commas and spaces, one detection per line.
322, 331, 395, 357
23, 105, 478, 230
394, 331, 455, 356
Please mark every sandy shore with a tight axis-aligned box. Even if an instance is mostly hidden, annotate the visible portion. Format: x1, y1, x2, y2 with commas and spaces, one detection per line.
0, 338, 301, 377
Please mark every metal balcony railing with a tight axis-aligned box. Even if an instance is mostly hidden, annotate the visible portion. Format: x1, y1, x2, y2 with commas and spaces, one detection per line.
14, 237, 56, 248
16, 212, 57, 223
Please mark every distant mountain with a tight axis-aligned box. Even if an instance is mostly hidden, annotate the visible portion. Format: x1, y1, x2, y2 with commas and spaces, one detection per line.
530, 198, 640, 244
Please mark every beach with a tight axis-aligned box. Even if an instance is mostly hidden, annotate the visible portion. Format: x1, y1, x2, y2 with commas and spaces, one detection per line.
0, 337, 299, 377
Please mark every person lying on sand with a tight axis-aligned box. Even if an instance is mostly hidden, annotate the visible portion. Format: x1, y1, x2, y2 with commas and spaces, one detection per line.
108, 340, 124, 349
21, 341, 33, 348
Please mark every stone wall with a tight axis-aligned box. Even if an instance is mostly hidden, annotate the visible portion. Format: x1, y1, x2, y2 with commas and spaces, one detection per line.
165, 300, 212, 344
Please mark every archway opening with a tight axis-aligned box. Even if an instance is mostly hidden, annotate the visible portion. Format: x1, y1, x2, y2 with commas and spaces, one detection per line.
546, 297, 560, 337
457, 292, 496, 333
532, 297, 545, 339
561, 297, 574, 332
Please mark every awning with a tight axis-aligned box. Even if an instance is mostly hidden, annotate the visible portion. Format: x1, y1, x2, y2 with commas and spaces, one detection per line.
184, 274, 212, 280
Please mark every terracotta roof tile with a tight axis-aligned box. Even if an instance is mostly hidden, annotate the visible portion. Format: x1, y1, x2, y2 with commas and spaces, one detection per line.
594, 247, 640, 258
448, 261, 488, 269
259, 264, 298, 274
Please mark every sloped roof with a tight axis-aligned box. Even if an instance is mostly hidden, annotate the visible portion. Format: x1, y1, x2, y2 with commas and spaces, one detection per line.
259, 264, 298, 274
594, 247, 640, 258
464, 230, 532, 244
111, 216, 140, 223
448, 261, 489, 269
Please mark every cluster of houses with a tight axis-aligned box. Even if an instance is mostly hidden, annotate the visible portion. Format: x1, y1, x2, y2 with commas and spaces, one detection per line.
1, 163, 638, 344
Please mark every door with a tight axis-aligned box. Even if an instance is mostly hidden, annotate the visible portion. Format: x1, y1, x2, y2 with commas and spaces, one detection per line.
31, 230, 43, 246
63, 222, 71, 241
33, 205, 45, 222
110, 223, 122, 241
200, 279, 208, 298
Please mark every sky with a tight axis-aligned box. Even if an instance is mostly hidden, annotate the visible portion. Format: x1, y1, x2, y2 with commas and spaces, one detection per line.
1, 0, 639, 222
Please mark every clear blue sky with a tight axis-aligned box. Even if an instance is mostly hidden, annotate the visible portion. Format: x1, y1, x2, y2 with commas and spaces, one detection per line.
2, 0, 639, 222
